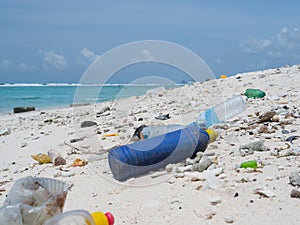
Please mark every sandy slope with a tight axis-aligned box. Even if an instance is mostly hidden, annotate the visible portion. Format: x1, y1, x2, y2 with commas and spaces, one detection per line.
0, 64, 300, 224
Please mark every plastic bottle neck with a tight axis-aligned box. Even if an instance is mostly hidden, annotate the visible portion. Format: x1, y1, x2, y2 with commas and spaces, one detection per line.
205, 129, 218, 143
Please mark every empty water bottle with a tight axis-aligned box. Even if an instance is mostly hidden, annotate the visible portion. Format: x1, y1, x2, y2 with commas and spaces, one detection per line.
43, 210, 114, 225
195, 95, 247, 128
134, 125, 218, 144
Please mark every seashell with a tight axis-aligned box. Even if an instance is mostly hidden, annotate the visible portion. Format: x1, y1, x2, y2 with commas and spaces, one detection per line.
54, 156, 66, 166
271, 115, 280, 122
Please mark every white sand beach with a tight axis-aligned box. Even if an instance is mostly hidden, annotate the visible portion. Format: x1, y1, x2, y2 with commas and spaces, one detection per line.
1, 65, 300, 224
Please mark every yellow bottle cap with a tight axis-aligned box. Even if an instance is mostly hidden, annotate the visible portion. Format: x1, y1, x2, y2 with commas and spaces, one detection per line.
91, 212, 114, 225
91, 212, 109, 225
205, 129, 218, 143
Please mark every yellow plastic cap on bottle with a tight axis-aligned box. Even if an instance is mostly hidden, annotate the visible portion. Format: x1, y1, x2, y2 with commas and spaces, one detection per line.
205, 129, 218, 143
91, 212, 114, 225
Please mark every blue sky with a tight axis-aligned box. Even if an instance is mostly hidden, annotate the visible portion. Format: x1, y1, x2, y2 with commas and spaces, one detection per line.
0, 0, 300, 83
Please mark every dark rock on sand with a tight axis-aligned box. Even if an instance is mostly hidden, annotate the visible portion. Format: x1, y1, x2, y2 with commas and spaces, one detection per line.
13, 106, 35, 113
155, 113, 171, 120
80, 121, 97, 128
291, 189, 300, 199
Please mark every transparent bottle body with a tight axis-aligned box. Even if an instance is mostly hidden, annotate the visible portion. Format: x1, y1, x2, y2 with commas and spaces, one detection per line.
141, 125, 185, 139
196, 95, 247, 128
213, 95, 247, 121
43, 210, 95, 225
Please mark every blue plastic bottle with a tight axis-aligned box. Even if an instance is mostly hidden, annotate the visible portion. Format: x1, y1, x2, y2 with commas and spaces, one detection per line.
108, 126, 209, 181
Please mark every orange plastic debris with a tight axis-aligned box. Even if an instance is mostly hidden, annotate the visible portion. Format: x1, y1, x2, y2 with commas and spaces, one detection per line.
102, 133, 119, 137
72, 158, 87, 167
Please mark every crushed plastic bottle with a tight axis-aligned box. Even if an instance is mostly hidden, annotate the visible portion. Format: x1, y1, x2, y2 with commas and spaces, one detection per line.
244, 88, 266, 99
43, 210, 114, 225
0, 176, 71, 225
195, 95, 247, 129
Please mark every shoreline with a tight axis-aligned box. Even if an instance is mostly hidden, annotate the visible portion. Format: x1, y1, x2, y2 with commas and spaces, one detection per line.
0, 83, 185, 87
1, 64, 300, 224
0, 84, 183, 114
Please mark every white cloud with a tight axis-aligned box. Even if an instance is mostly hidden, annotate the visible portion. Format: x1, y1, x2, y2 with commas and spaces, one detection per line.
0, 59, 14, 69
241, 27, 300, 57
281, 27, 288, 34
76, 48, 100, 66
39, 50, 68, 69
0, 59, 34, 71
241, 39, 272, 53
80, 48, 99, 62
19, 63, 34, 71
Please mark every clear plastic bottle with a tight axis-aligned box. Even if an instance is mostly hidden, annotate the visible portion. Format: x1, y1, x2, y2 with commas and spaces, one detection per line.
140, 124, 185, 139
43, 210, 114, 225
138, 125, 218, 143
195, 95, 247, 128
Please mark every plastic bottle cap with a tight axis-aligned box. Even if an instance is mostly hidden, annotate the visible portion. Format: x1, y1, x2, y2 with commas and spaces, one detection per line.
91, 212, 114, 225
105, 212, 115, 225
205, 129, 218, 143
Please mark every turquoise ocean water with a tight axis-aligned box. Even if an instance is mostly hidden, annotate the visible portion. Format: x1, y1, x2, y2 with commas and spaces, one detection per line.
0, 84, 181, 114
